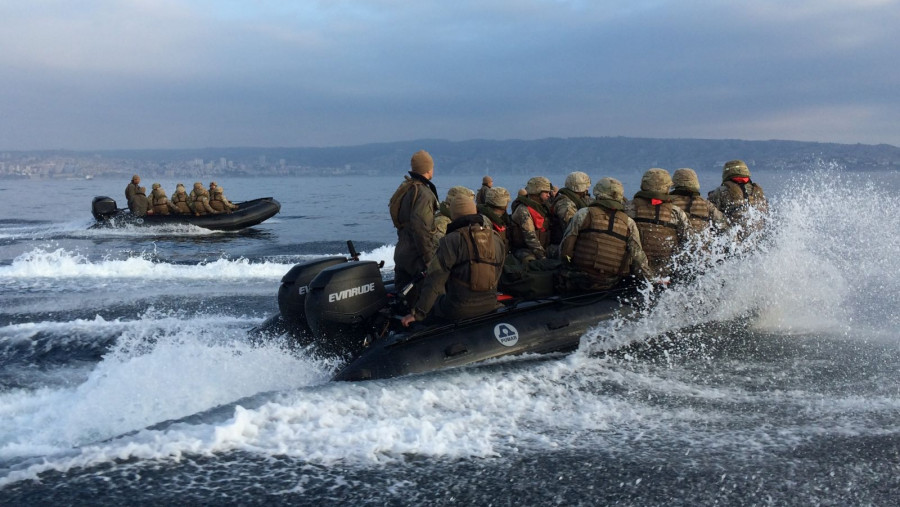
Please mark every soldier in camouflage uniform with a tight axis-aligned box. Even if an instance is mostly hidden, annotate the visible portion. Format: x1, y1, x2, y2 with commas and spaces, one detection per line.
478, 186, 511, 246
707, 160, 768, 237
560, 178, 652, 292
434, 186, 475, 242
389, 150, 440, 306
125, 174, 141, 206
209, 186, 239, 213
669, 168, 726, 232
550, 171, 592, 246
128, 186, 152, 217
150, 183, 178, 215
475, 176, 492, 205
170, 183, 191, 214
509, 176, 554, 262
190, 183, 219, 216
401, 195, 506, 326
625, 169, 690, 277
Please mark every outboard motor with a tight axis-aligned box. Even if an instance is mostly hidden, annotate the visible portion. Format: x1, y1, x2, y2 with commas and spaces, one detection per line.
305, 261, 388, 358
92, 196, 118, 221
277, 256, 347, 338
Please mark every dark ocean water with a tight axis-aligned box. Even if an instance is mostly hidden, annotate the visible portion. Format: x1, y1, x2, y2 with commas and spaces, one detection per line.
1, 165, 899, 505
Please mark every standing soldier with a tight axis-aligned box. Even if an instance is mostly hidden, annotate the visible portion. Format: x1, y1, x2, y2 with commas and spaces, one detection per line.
478, 186, 512, 246
389, 150, 440, 306
560, 178, 653, 292
550, 171, 592, 246
125, 174, 141, 206
400, 195, 506, 326
626, 168, 690, 277
434, 186, 475, 242
708, 159, 768, 236
475, 176, 493, 205
509, 176, 554, 262
669, 168, 726, 232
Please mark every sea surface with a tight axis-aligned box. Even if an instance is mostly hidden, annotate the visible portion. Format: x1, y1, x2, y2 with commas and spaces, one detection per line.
1, 165, 898, 505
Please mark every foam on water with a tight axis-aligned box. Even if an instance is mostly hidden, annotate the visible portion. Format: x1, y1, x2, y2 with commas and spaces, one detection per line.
2, 171, 899, 489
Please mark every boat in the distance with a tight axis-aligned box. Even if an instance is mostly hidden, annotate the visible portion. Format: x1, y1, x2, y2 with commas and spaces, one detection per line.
91, 196, 281, 231
253, 242, 640, 381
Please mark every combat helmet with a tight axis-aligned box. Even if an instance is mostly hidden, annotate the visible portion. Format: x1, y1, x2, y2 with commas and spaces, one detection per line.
525, 176, 552, 195
672, 168, 700, 193
640, 168, 673, 193
564, 171, 591, 193
593, 178, 625, 203
722, 160, 750, 181
485, 187, 511, 209
445, 186, 474, 203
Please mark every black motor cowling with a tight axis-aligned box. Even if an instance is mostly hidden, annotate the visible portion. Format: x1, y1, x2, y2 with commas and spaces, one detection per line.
277, 256, 348, 338
305, 261, 388, 358
92, 196, 118, 221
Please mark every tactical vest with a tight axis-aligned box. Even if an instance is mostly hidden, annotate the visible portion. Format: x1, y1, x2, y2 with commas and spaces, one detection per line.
720, 180, 766, 220
452, 224, 503, 292
631, 198, 679, 264
571, 206, 631, 278
670, 194, 714, 231
209, 194, 226, 212
171, 193, 191, 214
549, 189, 587, 245
509, 204, 550, 250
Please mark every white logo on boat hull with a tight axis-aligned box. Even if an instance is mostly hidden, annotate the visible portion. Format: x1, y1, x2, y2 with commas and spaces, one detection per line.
494, 323, 519, 347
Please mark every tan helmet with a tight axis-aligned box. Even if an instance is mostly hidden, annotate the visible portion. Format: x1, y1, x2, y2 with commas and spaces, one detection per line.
410, 150, 434, 175
137, 186, 147, 194
672, 168, 700, 193
151, 182, 161, 190
593, 178, 625, 203
485, 187, 511, 208
176, 183, 185, 192
193, 182, 203, 190
445, 186, 475, 202
132, 174, 140, 183
482, 175, 493, 186
722, 159, 751, 181
449, 195, 477, 220
640, 168, 673, 193
525, 176, 552, 195
213, 186, 224, 195
564, 171, 591, 193
517, 188, 527, 197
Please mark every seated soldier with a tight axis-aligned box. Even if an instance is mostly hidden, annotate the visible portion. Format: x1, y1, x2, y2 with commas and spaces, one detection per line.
188, 182, 205, 211
150, 183, 178, 215
192, 187, 219, 216
401, 195, 507, 326
170, 183, 192, 214
434, 186, 475, 242
128, 186, 153, 217
477, 186, 511, 245
625, 168, 690, 277
559, 178, 653, 292
509, 177, 554, 262
707, 159, 768, 240
669, 168, 726, 233
550, 171, 592, 246
209, 186, 239, 213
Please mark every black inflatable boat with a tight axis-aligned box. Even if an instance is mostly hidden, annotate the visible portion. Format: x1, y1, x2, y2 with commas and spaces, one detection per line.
91, 196, 281, 231
254, 243, 640, 381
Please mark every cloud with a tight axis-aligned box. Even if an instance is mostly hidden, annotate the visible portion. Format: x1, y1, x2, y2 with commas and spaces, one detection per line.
0, 0, 899, 149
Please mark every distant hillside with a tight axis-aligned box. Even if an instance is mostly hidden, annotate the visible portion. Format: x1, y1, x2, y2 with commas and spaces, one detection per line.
4, 137, 899, 179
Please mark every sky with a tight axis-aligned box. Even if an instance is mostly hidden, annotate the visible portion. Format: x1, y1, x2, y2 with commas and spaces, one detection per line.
1, 0, 899, 150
